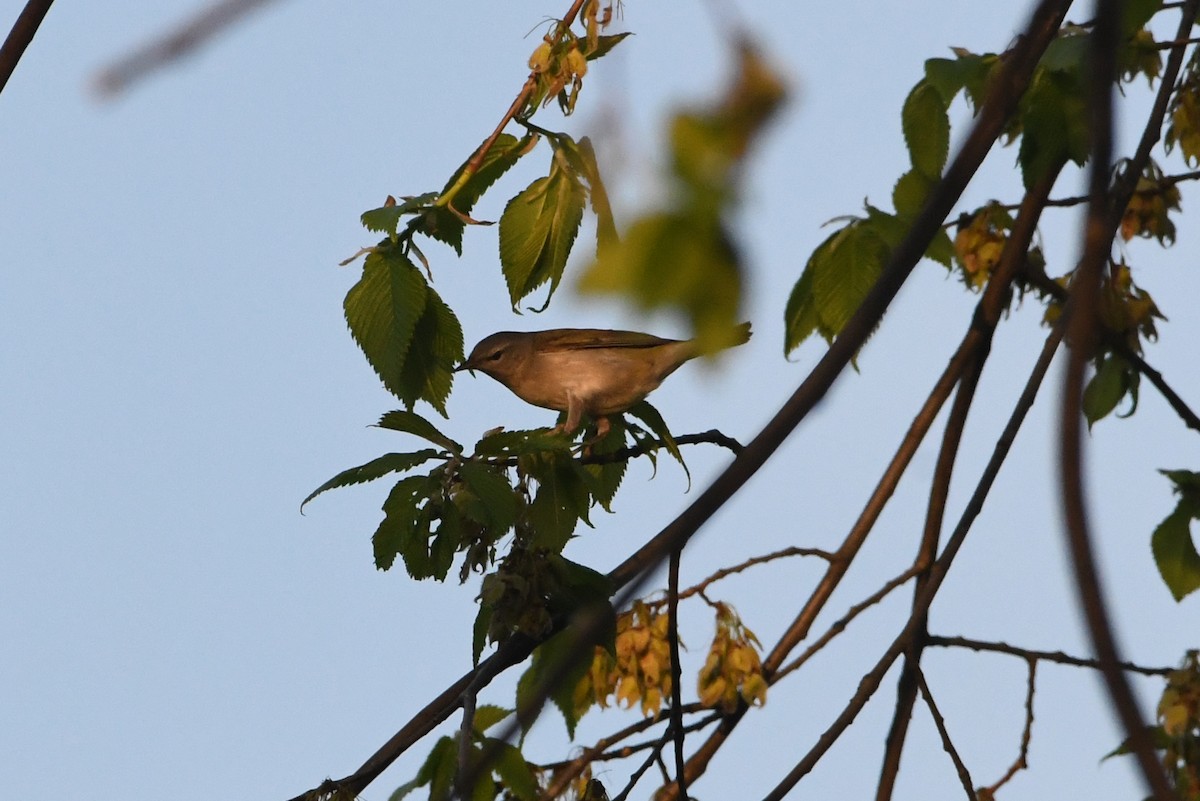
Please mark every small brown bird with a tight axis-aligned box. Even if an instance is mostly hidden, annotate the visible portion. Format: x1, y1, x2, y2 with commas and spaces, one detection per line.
456, 323, 752, 437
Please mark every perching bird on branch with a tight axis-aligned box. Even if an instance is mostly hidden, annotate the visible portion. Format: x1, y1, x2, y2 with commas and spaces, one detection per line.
456, 323, 752, 437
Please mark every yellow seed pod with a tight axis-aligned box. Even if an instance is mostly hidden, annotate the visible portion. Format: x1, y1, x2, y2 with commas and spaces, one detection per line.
529, 42, 553, 73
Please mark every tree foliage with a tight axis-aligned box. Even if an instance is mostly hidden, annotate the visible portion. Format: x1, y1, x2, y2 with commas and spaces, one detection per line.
281, 0, 1200, 799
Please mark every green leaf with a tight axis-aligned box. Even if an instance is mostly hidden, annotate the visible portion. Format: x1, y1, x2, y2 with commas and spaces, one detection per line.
1122, 0, 1162, 37
516, 629, 594, 739
429, 501, 462, 581
902, 81, 950, 179
426, 133, 537, 254
424, 735, 458, 801
471, 705, 512, 735
372, 476, 432, 572
302, 449, 441, 510
544, 554, 615, 630
459, 461, 519, 533
575, 136, 618, 257
893, 169, 934, 219
344, 248, 429, 400
472, 602, 492, 666
1018, 68, 1088, 188
788, 220, 891, 351
489, 740, 540, 801
1082, 354, 1131, 427
576, 420, 628, 513
474, 427, 575, 458
523, 451, 590, 552
377, 409, 464, 454
579, 212, 743, 354
499, 157, 587, 310
626, 401, 689, 483
783, 255, 820, 352
585, 32, 633, 61
1152, 506, 1200, 601
362, 192, 440, 238
925, 228, 955, 269
396, 285, 465, 417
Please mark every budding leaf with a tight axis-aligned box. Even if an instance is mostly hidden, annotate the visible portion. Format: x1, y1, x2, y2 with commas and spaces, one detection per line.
902, 81, 950, 179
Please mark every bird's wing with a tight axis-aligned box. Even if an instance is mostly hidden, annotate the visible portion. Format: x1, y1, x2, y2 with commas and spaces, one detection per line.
533, 329, 678, 351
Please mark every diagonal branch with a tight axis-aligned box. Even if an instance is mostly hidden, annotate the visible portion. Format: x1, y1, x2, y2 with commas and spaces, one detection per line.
93, 0, 280, 96
915, 667, 976, 800
0, 0, 54, 95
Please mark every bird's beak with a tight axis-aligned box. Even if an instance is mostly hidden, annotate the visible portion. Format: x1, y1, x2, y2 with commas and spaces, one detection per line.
453, 361, 474, 374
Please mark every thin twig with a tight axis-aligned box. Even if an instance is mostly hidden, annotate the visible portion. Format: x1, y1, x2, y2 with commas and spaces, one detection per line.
983, 658, 1036, 795
610, 735, 670, 801
771, 564, 924, 683
915, 667, 976, 800
93, 0, 280, 95
925, 634, 1175, 676
667, 550, 689, 801
647, 546, 837, 609
0, 0, 54, 95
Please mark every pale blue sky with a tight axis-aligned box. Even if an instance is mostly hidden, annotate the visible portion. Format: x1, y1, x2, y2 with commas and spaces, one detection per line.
2, 2, 1197, 800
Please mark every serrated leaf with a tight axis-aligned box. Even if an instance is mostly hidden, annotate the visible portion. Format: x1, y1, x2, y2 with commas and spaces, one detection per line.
784, 255, 820, 353
626, 400, 689, 484
396, 286, 465, 416
429, 502, 462, 581
523, 452, 590, 551
302, 449, 441, 509
925, 228, 955, 268
903, 81, 950, 179
459, 461, 519, 533
425, 133, 537, 254
344, 248, 429, 399
1019, 69, 1088, 188
1151, 505, 1200, 601
576, 420, 627, 512
516, 629, 593, 739
578, 212, 743, 354
787, 223, 884, 352
362, 193, 440, 238
499, 159, 587, 310
474, 427, 575, 457
893, 169, 934, 219
377, 409, 464, 453
471, 705, 512, 735
489, 740, 540, 801
585, 32, 632, 61
372, 475, 432, 572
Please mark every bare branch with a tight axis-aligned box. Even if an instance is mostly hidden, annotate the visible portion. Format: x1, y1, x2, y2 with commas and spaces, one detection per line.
925, 634, 1175, 676
0, 0, 54, 96
667, 550, 689, 800
983, 658, 1036, 795
761, 283, 1068, 800
93, 0, 280, 96
647, 546, 837, 609
915, 667, 976, 800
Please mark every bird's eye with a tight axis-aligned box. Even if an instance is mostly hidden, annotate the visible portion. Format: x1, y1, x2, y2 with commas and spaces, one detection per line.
487, 350, 504, 362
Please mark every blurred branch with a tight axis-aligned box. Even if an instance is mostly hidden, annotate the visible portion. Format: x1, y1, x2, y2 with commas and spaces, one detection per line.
1057, 0, 1177, 797
93, 0, 281, 96
915, 667, 976, 800
0, 0, 54, 96
667, 550, 689, 801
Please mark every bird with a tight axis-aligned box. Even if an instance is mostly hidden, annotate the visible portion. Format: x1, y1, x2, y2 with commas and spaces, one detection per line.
456, 322, 752, 437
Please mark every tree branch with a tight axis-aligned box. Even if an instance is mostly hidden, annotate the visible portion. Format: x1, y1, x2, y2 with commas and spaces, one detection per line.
0, 0, 54, 95
1057, 0, 1176, 797
925, 634, 1175, 676
92, 0, 280, 96
915, 667, 976, 800
982, 657, 1036, 795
